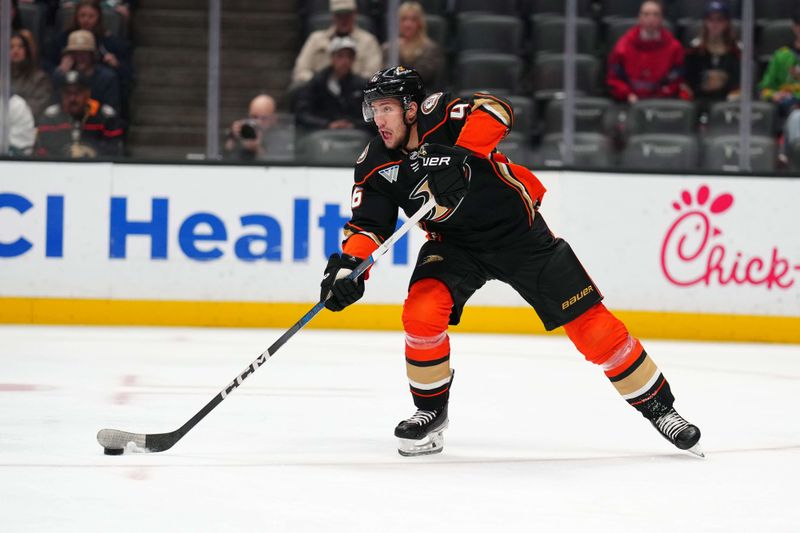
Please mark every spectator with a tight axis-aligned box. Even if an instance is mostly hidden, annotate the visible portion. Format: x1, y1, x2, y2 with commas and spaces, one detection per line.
53, 29, 121, 112
35, 70, 124, 158
10, 31, 54, 121
61, 0, 136, 25
382, 1, 442, 87
295, 36, 370, 134
684, 1, 741, 113
758, 8, 800, 118
291, 0, 382, 86
47, 0, 133, 117
607, 0, 688, 103
7, 95, 36, 156
224, 94, 295, 162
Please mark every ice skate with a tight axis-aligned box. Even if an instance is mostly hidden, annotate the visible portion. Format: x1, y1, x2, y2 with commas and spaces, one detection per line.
394, 406, 448, 457
651, 408, 704, 457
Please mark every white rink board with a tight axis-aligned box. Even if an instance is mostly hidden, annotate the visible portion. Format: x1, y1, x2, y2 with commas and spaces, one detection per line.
1, 161, 799, 316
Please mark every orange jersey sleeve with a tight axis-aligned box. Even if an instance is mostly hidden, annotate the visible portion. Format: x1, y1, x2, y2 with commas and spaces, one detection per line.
454, 94, 514, 157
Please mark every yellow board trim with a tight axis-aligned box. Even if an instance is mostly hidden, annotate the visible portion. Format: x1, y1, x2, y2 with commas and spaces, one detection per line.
1, 297, 798, 344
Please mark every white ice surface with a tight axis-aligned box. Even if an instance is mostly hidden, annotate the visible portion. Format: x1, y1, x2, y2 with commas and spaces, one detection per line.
1, 325, 798, 532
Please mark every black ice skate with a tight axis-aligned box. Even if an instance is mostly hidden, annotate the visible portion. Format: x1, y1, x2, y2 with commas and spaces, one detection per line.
651, 408, 704, 457
394, 405, 448, 457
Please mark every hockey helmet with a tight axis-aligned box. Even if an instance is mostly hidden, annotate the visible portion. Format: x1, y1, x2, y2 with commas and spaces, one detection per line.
362, 66, 425, 122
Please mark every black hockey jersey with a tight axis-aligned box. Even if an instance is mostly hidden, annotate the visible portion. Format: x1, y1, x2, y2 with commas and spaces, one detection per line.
342, 92, 546, 258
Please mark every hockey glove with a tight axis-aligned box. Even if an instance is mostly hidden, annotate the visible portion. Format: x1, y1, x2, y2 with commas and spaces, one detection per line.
320, 253, 365, 312
420, 143, 471, 209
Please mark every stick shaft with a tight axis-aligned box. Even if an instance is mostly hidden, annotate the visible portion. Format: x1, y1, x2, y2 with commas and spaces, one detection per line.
98, 198, 436, 452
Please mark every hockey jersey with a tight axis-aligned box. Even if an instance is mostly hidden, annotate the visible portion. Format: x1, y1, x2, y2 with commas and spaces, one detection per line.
342, 92, 546, 260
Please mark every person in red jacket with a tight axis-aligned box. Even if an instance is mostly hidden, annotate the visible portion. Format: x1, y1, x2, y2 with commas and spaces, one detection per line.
607, 0, 688, 103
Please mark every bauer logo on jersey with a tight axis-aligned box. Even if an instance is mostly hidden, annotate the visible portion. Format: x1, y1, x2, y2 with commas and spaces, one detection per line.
379, 164, 400, 183
421, 92, 443, 115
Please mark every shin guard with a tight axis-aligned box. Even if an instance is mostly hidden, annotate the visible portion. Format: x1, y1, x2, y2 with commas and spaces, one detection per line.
402, 278, 454, 410
564, 303, 674, 419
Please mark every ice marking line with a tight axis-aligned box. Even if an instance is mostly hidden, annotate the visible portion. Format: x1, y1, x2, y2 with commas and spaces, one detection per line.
113, 374, 138, 405
0, 384, 56, 392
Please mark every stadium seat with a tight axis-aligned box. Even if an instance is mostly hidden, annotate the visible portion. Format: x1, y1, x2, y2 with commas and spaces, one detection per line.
536, 132, 615, 168
497, 131, 534, 166
530, 16, 598, 55
457, 15, 523, 56
626, 99, 697, 136
425, 14, 449, 49
601, 0, 646, 22
532, 53, 600, 101
297, 129, 372, 166
622, 134, 700, 170
702, 135, 778, 173
456, 0, 518, 15
755, 0, 798, 25
757, 20, 796, 64
543, 96, 615, 134
707, 101, 777, 136
528, 0, 594, 18
17, 3, 46, 45
455, 53, 522, 95
504, 95, 536, 140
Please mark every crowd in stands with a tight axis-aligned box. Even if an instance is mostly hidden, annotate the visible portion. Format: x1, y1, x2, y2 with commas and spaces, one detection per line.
8, 0, 133, 157
6, 0, 800, 172
269, 0, 800, 172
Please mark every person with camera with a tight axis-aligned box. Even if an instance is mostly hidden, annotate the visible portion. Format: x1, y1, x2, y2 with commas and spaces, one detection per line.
223, 94, 294, 162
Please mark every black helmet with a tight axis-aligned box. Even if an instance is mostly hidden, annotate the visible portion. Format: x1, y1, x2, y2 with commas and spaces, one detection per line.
362, 66, 425, 122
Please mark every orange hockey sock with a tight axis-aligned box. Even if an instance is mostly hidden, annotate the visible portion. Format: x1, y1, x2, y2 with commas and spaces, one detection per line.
564, 303, 674, 419
402, 278, 454, 409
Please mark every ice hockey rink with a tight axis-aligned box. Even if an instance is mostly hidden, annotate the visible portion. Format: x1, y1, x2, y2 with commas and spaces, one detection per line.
1, 324, 798, 532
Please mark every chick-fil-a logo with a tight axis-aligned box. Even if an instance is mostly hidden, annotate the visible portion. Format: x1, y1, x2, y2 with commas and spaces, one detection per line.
660, 185, 798, 290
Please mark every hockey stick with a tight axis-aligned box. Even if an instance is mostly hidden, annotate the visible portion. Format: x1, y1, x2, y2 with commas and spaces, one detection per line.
97, 196, 437, 454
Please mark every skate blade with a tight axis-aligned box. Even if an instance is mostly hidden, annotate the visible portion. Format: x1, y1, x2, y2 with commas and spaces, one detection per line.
687, 443, 705, 458
397, 429, 445, 457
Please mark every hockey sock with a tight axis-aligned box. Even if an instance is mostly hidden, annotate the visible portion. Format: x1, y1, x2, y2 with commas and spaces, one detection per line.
564, 303, 674, 419
403, 278, 454, 410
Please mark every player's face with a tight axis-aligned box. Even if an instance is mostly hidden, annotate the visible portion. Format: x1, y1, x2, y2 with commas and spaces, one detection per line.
371, 98, 406, 149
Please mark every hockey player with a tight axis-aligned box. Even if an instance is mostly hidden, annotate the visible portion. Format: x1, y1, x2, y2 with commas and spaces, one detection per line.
319, 66, 703, 457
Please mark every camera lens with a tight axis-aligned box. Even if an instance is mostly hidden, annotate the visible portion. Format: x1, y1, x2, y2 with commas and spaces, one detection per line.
240, 123, 257, 140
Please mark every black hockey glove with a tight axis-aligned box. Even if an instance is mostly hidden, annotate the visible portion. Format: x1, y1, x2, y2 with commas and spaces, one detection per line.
419, 143, 471, 209
320, 253, 365, 312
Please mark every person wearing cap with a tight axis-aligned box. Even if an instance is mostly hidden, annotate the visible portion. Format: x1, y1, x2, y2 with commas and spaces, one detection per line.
295, 35, 371, 133
684, 1, 741, 113
759, 7, 800, 118
291, 0, 382, 86
35, 70, 124, 159
53, 29, 121, 114
606, 0, 688, 103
